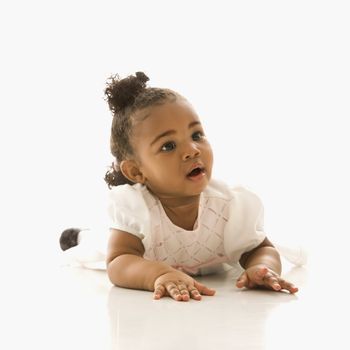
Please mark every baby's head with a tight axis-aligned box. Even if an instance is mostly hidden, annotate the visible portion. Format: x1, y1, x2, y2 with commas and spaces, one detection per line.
104, 72, 213, 198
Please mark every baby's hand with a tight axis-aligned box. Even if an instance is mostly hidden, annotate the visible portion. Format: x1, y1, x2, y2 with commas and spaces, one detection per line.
236, 265, 298, 293
153, 271, 216, 302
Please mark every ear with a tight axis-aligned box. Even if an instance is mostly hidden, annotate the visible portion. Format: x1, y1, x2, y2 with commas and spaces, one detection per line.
120, 160, 146, 184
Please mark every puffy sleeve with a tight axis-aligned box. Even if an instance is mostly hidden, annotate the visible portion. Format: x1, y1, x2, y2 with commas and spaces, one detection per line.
107, 184, 150, 240
223, 186, 266, 263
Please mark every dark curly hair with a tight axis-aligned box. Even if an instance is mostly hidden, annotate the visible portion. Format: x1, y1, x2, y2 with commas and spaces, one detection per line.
104, 71, 179, 188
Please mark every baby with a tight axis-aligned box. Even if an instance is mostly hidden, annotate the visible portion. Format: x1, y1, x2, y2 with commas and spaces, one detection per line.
60, 72, 300, 302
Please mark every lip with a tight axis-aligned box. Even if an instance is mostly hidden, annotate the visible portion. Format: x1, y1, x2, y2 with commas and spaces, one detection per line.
186, 163, 205, 176
186, 163, 207, 182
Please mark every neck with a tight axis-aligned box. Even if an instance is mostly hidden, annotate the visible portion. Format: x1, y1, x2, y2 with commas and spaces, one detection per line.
158, 194, 200, 209
157, 194, 201, 230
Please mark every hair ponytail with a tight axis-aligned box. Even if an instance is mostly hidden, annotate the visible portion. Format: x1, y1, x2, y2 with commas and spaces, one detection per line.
104, 162, 134, 188
104, 71, 149, 114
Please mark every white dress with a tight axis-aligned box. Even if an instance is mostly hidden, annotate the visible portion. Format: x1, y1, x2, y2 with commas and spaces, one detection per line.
62, 179, 306, 272
107, 179, 265, 275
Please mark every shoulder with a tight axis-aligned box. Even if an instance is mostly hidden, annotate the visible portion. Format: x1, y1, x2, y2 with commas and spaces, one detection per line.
230, 185, 263, 209
108, 183, 152, 237
109, 182, 144, 197
220, 181, 266, 261
203, 179, 234, 201
204, 179, 262, 206
204, 179, 264, 222
108, 183, 150, 209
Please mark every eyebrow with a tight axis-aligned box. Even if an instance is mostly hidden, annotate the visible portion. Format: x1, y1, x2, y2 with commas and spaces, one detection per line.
150, 121, 201, 146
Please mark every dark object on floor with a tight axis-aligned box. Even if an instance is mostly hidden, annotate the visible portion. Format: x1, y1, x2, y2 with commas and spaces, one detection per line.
59, 228, 81, 251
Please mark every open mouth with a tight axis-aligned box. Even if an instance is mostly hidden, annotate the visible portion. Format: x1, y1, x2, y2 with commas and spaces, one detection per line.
187, 167, 205, 178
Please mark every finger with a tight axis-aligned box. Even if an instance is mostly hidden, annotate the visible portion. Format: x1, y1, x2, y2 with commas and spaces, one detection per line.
153, 284, 166, 300
289, 285, 299, 294
236, 272, 249, 288
279, 279, 299, 293
188, 287, 202, 300
177, 283, 190, 301
193, 281, 216, 296
263, 274, 281, 291
165, 282, 182, 301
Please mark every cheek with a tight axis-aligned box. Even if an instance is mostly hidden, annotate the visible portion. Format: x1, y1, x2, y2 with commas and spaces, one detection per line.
204, 143, 214, 162
137, 152, 169, 178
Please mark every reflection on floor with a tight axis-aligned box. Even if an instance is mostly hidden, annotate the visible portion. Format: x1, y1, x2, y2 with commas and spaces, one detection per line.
3, 252, 348, 350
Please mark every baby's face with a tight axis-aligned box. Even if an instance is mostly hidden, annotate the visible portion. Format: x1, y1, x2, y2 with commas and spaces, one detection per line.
131, 98, 213, 199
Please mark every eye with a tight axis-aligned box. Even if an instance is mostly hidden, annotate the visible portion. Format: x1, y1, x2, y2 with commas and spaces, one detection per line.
161, 141, 176, 152
192, 131, 205, 141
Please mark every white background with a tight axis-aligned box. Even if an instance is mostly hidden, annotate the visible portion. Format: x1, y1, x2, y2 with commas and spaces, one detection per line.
1, 0, 349, 266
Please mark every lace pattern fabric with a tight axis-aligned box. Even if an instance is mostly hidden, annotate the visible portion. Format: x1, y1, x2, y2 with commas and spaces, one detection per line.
142, 190, 231, 275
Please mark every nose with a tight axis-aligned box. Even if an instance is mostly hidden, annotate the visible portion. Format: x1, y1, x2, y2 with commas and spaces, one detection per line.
182, 142, 201, 161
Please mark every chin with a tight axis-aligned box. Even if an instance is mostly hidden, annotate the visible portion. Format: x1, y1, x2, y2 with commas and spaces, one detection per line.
186, 178, 210, 195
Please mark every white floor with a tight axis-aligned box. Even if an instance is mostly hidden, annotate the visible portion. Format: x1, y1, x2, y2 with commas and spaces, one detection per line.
2, 241, 348, 350
2, 2, 349, 348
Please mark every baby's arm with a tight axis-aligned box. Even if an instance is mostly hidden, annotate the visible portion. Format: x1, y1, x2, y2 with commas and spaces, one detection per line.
236, 237, 298, 293
106, 229, 215, 301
